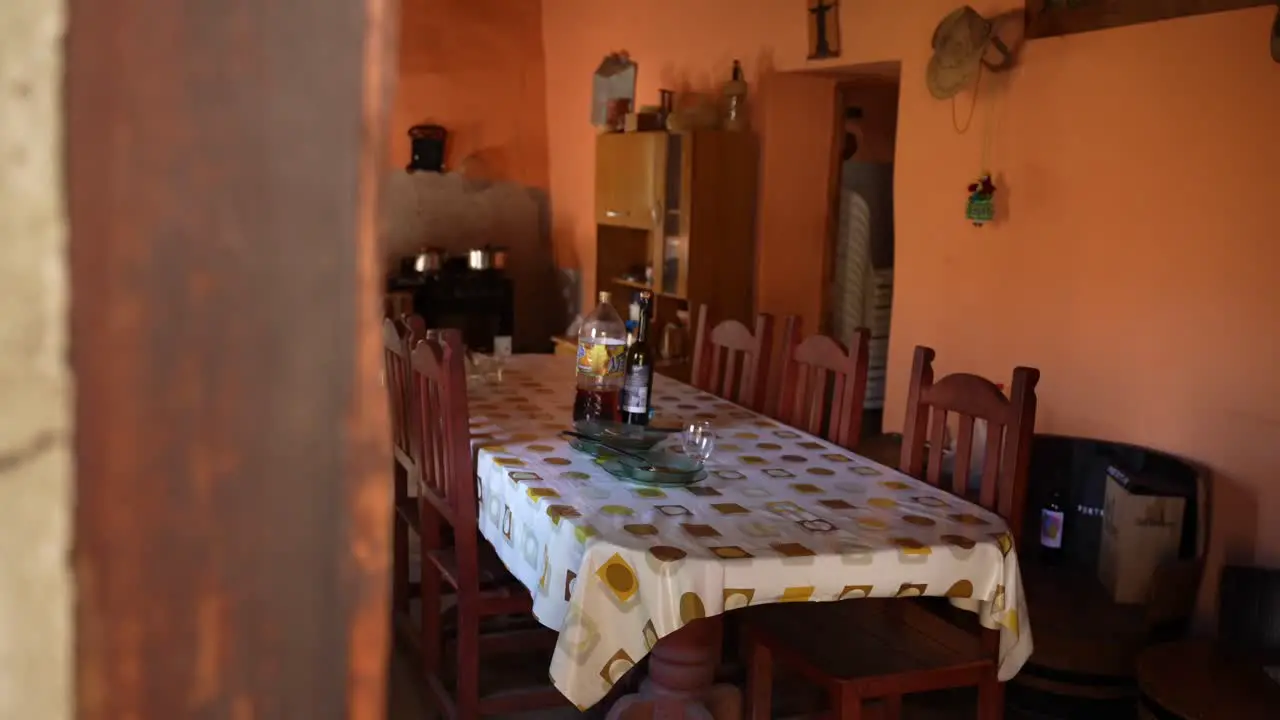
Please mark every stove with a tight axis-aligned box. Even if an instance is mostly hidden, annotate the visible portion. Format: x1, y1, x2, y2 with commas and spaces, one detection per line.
389, 263, 513, 354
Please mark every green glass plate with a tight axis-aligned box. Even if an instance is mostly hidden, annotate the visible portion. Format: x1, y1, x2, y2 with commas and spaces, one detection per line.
568, 438, 621, 459
601, 451, 705, 486
602, 461, 708, 487
572, 420, 671, 451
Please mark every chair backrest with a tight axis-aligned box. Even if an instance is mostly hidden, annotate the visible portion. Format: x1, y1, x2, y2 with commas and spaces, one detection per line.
408, 329, 476, 534
776, 324, 870, 450
690, 304, 775, 411
382, 318, 415, 468
401, 312, 427, 341
899, 346, 1040, 543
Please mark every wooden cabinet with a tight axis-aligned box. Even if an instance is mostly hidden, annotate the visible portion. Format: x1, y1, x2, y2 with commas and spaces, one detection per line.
594, 132, 666, 229
591, 130, 758, 363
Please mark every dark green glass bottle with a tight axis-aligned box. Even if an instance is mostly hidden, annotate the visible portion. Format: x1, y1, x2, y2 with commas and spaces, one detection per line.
620, 291, 654, 426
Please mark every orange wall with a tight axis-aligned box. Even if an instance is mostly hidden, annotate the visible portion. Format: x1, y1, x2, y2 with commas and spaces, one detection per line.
395, 0, 549, 187
542, 0, 1280, 614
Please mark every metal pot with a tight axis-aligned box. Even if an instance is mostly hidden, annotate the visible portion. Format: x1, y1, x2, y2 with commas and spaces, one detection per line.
467, 247, 492, 271
409, 247, 445, 275
467, 245, 508, 271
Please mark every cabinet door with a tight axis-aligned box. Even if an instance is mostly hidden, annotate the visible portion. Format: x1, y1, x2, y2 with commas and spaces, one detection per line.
595, 132, 667, 229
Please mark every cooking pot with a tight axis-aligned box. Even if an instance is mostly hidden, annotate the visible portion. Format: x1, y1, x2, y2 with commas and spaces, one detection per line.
408, 247, 445, 275
467, 246, 509, 271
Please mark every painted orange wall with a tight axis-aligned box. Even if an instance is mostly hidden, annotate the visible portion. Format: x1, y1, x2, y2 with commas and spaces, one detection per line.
542, 0, 1280, 614
395, 0, 549, 187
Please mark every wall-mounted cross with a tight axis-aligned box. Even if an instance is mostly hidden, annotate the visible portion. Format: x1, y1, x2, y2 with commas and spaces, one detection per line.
808, 0, 841, 60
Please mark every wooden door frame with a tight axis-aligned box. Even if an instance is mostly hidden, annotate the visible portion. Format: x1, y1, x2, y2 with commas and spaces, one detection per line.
821, 76, 901, 338
67, 0, 398, 717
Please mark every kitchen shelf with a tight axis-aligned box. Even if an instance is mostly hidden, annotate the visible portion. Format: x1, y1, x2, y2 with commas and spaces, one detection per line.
593, 129, 758, 337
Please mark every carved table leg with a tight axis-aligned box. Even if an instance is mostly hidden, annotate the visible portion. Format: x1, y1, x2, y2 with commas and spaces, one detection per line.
605, 616, 743, 720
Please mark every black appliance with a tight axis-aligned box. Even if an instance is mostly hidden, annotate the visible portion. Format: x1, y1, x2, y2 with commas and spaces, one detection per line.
406, 124, 447, 173
1219, 565, 1280, 662
388, 258, 513, 354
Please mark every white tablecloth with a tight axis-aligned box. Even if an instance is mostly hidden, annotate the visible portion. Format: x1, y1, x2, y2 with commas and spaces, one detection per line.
469, 355, 1031, 710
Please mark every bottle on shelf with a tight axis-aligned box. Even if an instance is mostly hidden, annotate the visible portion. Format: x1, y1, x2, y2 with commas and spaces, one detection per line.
573, 291, 627, 424
1040, 486, 1066, 565
723, 59, 748, 131
620, 291, 654, 427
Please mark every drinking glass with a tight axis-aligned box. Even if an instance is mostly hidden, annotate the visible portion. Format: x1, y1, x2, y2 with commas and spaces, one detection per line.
681, 421, 715, 465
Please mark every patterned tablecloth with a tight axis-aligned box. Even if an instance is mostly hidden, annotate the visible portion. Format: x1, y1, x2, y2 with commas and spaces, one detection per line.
469, 355, 1032, 710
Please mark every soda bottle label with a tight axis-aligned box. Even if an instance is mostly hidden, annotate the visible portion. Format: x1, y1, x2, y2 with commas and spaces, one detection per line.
1040, 509, 1064, 549
576, 339, 626, 381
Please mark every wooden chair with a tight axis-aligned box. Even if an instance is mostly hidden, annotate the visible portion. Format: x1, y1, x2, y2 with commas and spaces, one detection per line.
409, 330, 565, 719
401, 312, 427, 341
382, 318, 421, 628
690, 304, 776, 411
742, 346, 1041, 720
775, 317, 871, 450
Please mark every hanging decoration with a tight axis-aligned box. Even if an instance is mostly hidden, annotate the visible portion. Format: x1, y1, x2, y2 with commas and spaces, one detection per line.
966, 173, 996, 227
925, 6, 1018, 227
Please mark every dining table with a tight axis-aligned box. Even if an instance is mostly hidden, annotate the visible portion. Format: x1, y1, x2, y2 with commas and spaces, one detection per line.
468, 354, 1032, 718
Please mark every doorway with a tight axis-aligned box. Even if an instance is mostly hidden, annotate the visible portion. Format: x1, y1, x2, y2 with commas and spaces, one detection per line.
827, 74, 900, 438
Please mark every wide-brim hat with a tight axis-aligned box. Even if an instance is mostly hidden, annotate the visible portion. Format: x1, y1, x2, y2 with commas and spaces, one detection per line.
1271, 5, 1279, 63
926, 6, 993, 100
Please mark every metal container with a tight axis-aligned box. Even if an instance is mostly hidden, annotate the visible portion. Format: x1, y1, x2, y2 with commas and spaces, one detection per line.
491, 247, 509, 270
410, 247, 445, 274
467, 245, 508, 271
467, 248, 492, 271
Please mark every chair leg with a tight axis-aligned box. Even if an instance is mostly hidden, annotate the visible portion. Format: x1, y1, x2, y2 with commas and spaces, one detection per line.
455, 602, 481, 720
880, 694, 902, 720
419, 519, 444, 718
745, 633, 772, 720
976, 674, 1004, 720
392, 465, 409, 615
829, 685, 862, 720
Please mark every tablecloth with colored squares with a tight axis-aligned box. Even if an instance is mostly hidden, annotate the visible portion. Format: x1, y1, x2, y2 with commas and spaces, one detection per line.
467, 355, 1031, 710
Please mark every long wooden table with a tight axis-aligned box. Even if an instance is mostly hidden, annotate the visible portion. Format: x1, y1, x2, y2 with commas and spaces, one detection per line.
469, 355, 1032, 716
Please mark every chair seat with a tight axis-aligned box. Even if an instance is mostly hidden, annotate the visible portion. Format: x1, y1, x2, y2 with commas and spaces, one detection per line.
746, 598, 991, 694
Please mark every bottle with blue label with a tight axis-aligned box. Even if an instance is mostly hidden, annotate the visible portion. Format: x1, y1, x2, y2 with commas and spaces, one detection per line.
573, 291, 627, 423
1040, 487, 1066, 565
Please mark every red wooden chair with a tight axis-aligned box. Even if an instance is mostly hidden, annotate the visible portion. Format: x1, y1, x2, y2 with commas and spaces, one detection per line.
742, 346, 1041, 720
401, 312, 427, 341
409, 330, 565, 719
690, 304, 776, 411
382, 317, 421, 628
774, 317, 871, 451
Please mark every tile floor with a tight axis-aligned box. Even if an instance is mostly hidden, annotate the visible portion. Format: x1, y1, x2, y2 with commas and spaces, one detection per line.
383, 641, 1031, 720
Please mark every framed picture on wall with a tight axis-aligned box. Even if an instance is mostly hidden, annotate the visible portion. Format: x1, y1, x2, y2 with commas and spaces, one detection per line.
1026, 0, 1271, 39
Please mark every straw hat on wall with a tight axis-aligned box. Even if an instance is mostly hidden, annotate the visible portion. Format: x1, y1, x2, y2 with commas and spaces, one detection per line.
926, 6, 1019, 99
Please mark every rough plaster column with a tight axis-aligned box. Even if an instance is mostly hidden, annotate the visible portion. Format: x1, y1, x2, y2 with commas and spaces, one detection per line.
0, 0, 71, 718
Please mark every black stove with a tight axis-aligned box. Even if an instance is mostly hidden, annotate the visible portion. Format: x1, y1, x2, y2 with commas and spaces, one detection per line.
388, 262, 513, 354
